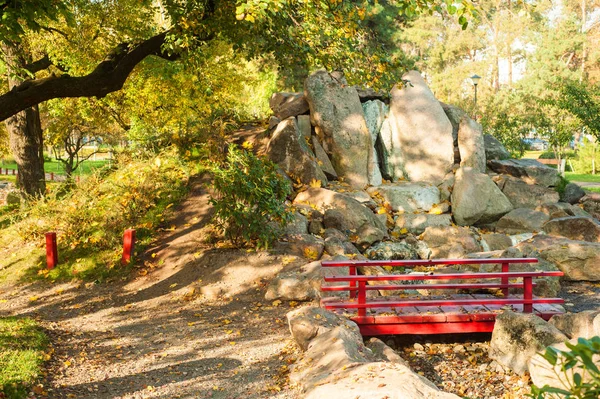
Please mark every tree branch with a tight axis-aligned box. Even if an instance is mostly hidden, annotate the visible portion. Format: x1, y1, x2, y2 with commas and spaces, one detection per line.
24, 55, 53, 74
0, 31, 183, 122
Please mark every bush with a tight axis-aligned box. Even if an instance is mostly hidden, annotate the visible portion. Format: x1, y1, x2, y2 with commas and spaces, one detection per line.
530, 337, 600, 399
572, 138, 600, 175
208, 144, 292, 249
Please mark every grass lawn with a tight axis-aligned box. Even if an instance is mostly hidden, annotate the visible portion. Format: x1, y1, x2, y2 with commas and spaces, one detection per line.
1, 159, 110, 176
0, 317, 48, 398
585, 187, 600, 193
564, 173, 600, 183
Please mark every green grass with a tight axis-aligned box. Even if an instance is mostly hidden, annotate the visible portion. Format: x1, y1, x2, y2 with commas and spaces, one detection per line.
564, 172, 600, 183
0, 317, 48, 398
585, 187, 600, 193
1, 159, 110, 176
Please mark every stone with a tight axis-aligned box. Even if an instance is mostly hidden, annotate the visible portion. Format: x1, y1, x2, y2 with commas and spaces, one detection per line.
562, 182, 586, 204
365, 338, 408, 365
484, 134, 511, 160
354, 86, 387, 102
345, 191, 377, 210
582, 197, 600, 219
286, 234, 325, 260
458, 116, 486, 173
549, 310, 600, 339
489, 311, 568, 374
395, 213, 452, 235
495, 208, 550, 234
351, 222, 385, 250
323, 228, 348, 241
297, 114, 312, 139
543, 216, 600, 242
481, 233, 513, 251
388, 71, 454, 184
266, 118, 328, 186
269, 92, 310, 120
362, 100, 388, 186
535, 203, 577, 219
324, 237, 360, 257
304, 70, 372, 188
377, 116, 404, 181
516, 235, 600, 281
367, 182, 441, 213
310, 136, 338, 180
488, 159, 560, 187
452, 167, 513, 226
364, 241, 419, 260
294, 188, 386, 232
438, 172, 455, 202
496, 176, 560, 209
268, 116, 280, 131
421, 226, 481, 258
284, 212, 309, 236
265, 260, 321, 301
440, 102, 465, 164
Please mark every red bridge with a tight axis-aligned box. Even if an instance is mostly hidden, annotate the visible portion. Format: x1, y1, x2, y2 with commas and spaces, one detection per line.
320, 258, 565, 336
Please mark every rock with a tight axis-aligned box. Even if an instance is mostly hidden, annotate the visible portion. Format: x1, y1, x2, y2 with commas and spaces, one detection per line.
286, 234, 325, 260
362, 100, 387, 186
543, 216, 600, 242
308, 210, 325, 235
484, 134, 511, 160
324, 237, 360, 257
294, 188, 385, 232
366, 338, 408, 365
304, 70, 372, 188
496, 176, 560, 209
549, 310, 600, 339
284, 212, 309, 236
421, 226, 481, 258
440, 102, 465, 164
355, 86, 387, 102
268, 116, 280, 131
351, 222, 385, 250
5, 191, 20, 206
269, 92, 310, 120
395, 213, 452, 235
458, 116, 486, 173
388, 71, 454, 184
265, 260, 321, 301
481, 233, 513, 251
320, 255, 353, 297
488, 159, 560, 187
528, 339, 600, 393
266, 118, 328, 186
345, 191, 377, 210
582, 197, 600, 219
438, 172, 455, 202
286, 306, 360, 351
452, 167, 513, 226
495, 208, 550, 234
367, 182, 441, 213
311, 136, 338, 180
297, 115, 312, 139
562, 183, 586, 204
489, 311, 568, 374
364, 241, 419, 260
516, 235, 600, 281
535, 203, 577, 219
323, 228, 348, 241
377, 116, 404, 181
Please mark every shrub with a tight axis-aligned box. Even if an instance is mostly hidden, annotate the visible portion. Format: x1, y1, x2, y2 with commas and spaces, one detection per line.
529, 337, 600, 399
572, 138, 600, 175
208, 144, 292, 249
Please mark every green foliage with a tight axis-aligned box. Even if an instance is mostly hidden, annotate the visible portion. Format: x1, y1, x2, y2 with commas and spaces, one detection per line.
572, 138, 600, 175
530, 337, 600, 399
208, 145, 292, 249
0, 317, 48, 399
555, 81, 600, 140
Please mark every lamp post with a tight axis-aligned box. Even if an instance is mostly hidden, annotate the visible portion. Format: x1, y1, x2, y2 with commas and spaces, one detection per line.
470, 74, 481, 112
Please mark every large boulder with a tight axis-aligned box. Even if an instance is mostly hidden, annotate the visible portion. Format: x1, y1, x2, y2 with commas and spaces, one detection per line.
481, 233, 514, 251
294, 188, 385, 232
269, 92, 310, 120
286, 306, 359, 350
440, 102, 464, 164
488, 159, 560, 187
452, 167, 513, 226
582, 196, 600, 219
265, 260, 321, 301
395, 213, 452, 235
362, 100, 387, 186
266, 118, 328, 186
421, 226, 481, 258
458, 116, 486, 173
549, 310, 600, 339
304, 70, 372, 188
484, 134, 511, 160
489, 311, 568, 374
311, 136, 338, 180
367, 182, 441, 213
378, 116, 404, 181
495, 208, 550, 234
535, 203, 582, 220
516, 235, 600, 281
543, 216, 600, 242
496, 176, 560, 209
387, 71, 454, 184
364, 241, 419, 260
351, 222, 386, 250
562, 182, 586, 204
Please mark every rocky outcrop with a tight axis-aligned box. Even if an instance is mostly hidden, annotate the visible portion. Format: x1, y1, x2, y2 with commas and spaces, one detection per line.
421, 226, 481, 258
269, 92, 310, 120
452, 167, 513, 226
489, 311, 568, 374
304, 70, 372, 188
496, 176, 560, 209
362, 100, 387, 186
266, 118, 328, 186
495, 208, 550, 234
488, 159, 560, 187
543, 216, 600, 242
378, 117, 404, 181
388, 71, 454, 184
367, 182, 441, 213
364, 241, 419, 260
484, 134, 511, 160
458, 117, 486, 172
562, 182, 586, 204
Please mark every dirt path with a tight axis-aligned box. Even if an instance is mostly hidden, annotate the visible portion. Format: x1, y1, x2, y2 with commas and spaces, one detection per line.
0, 175, 302, 399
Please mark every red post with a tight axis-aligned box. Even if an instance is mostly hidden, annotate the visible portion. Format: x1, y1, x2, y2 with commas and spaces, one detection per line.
11, 169, 15, 175
349, 265, 357, 299
45, 232, 58, 269
501, 262, 509, 297
523, 277, 533, 313
358, 281, 366, 317
50, 172, 54, 181
121, 229, 136, 265
76, 176, 80, 183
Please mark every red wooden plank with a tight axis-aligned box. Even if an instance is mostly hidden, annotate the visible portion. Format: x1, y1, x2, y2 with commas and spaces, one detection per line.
321, 258, 538, 267
324, 271, 563, 283
374, 306, 424, 324
321, 283, 533, 292
358, 321, 497, 335
414, 304, 447, 323
321, 297, 565, 310
440, 305, 472, 322
45, 232, 58, 269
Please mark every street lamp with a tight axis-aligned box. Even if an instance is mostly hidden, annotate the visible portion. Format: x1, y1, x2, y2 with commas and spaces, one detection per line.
470, 74, 481, 110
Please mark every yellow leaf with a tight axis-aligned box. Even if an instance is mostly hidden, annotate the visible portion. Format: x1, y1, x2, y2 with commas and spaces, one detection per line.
272, 300, 282, 307
169, 283, 178, 288
29, 296, 39, 302
222, 319, 232, 325
309, 179, 322, 188
64, 360, 72, 367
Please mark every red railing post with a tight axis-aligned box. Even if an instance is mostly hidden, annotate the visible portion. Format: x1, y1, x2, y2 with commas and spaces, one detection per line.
121, 229, 136, 265
349, 265, 357, 299
11, 169, 15, 175
45, 232, 58, 269
524, 276, 533, 313
358, 280, 366, 317
501, 262, 509, 297
50, 172, 54, 181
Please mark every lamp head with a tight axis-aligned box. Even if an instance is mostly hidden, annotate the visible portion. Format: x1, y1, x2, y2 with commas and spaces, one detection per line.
470, 74, 481, 86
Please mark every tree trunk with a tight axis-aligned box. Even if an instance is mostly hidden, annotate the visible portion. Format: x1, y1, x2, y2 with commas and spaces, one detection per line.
2, 41, 46, 197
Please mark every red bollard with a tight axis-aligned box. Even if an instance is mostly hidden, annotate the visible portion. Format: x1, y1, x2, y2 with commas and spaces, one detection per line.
50, 172, 54, 181
121, 229, 136, 265
11, 169, 15, 175
45, 232, 58, 269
